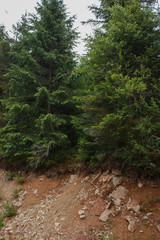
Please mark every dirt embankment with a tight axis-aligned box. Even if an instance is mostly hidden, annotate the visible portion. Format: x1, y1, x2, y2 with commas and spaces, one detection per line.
0, 168, 160, 240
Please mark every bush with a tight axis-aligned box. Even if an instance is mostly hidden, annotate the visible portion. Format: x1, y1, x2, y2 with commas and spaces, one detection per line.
3, 200, 17, 217
6, 171, 16, 181
0, 215, 4, 230
16, 174, 24, 184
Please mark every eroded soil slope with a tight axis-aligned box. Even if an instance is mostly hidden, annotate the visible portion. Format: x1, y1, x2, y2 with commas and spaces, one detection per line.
0, 169, 160, 240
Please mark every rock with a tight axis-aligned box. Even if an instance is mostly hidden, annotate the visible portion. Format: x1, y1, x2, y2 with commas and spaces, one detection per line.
80, 214, 86, 219
89, 201, 94, 205
127, 198, 132, 204
55, 222, 60, 228
125, 216, 136, 233
111, 186, 127, 200
143, 215, 148, 220
95, 189, 99, 195
69, 175, 76, 183
147, 212, 152, 216
127, 205, 140, 213
112, 169, 121, 176
99, 209, 112, 222
78, 210, 85, 216
91, 173, 101, 184
112, 176, 123, 187
156, 224, 160, 232
106, 174, 114, 182
138, 182, 143, 188
140, 230, 144, 233
82, 206, 87, 210
14, 201, 22, 207
106, 202, 112, 209
114, 198, 121, 206
34, 189, 38, 195
84, 176, 90, 182
128, 224, 135, 233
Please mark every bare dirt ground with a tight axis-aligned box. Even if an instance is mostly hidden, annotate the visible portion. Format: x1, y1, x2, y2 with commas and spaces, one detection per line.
0, 168, 160, 240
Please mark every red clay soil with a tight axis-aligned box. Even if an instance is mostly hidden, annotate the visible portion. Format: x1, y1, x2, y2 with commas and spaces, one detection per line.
0, 168, 159, 240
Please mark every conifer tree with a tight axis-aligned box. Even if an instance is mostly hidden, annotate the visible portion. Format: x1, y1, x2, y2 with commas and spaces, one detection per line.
75, 0, 160, 171
0, 0, 77, 167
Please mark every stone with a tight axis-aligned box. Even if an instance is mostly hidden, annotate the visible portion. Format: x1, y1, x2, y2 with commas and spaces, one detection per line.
34, 189, 38, 195
128, 224, 135, 233
112, 176, 123, 187
82, 206, 88, 210
99, 209, 112, 222
91, 173, 101, 184
89, 201, 94, 205
106, 202, 112, 209
55, 222, 60, 228
106, 174, 114, 182
114, 198, 121, 206
125, 216, 136, 233
157, 224, 160, 232
138, 182, 143, 188
112, 169, 121, 176
69, 175, 76, 183
78, 210, 85, 216
127, 205, 140, 213
95, 189, 99, 195
84, 176, 90, 182
14, 201, 22, 207
143, 215, 148, 220
140, 230, 144, 233
111, 186, 127, 200
80, 214, 86, 219
147, 212, 152, 216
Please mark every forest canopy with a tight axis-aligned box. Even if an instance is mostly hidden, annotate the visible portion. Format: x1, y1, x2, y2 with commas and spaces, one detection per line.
0, 0, 160, 174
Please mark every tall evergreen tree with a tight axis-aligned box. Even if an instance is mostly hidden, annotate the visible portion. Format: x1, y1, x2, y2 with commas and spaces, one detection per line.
0, 0, 77, 167
74, 0, 160, 172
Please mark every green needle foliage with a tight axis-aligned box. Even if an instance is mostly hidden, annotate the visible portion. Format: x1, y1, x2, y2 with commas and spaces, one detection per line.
0, 0, 77, 167
73, 0, 160, 172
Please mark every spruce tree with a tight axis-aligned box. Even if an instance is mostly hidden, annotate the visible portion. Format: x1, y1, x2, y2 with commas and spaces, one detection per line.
0, 0, 77, 167
75, 0, 160, 171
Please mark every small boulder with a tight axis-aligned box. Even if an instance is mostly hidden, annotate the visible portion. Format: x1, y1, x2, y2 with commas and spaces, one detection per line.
112, 169, 121, 176
111, 186, 127, 200
78, 210, 85, 216
99, 209, 112, 222
125, 215, 136, 233
156, 224, 160, 232
138, 182, 143, 188
112, 176, 123, 187
127, 205, 140, 213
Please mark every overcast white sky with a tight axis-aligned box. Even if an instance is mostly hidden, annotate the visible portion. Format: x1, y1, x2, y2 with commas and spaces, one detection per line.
0, 0, 99, 55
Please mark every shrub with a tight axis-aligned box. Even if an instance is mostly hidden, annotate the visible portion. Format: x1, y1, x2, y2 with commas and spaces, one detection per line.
3, 200, 17, 217
6, 171, 16, 181
16, 174, 24, 184
0, 215, 4, 229
13, 188, 19, 198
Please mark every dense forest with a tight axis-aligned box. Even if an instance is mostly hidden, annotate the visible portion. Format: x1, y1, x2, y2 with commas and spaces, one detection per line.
0, 0, 160, 175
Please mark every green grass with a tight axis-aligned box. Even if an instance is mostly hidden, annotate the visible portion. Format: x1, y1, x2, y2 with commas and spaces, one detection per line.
3, 200, 17, 217
101, 232, 122, 240
16, 174, 25, 184
6, 171, 16, 181
0, 215, 4, 230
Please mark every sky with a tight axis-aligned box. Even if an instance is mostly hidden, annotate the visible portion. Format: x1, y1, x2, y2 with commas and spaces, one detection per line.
0, 0, 99, 55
